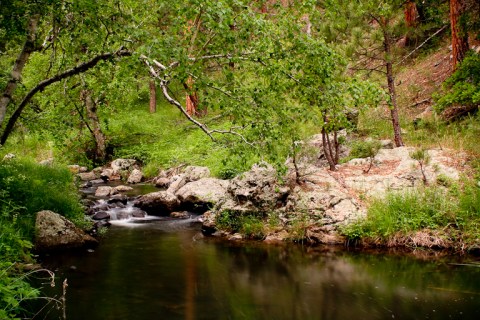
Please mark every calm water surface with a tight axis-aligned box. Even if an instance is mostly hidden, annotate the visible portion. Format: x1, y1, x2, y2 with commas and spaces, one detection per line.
36, 219, 480, 320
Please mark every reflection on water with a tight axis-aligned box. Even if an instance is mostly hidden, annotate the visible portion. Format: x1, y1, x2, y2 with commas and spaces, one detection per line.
35, 221, 480, 320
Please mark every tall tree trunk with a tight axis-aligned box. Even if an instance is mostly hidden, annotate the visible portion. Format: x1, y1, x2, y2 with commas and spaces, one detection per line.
450, 0, 469, 70
149, 80, 156, 113
0, 15, 40, 130
382, 23, 404, 147
404, 1, 418, 45
81, 90, 106, 162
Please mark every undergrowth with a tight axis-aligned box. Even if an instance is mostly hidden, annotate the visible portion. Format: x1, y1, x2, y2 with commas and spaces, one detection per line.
0, 159, 85, 239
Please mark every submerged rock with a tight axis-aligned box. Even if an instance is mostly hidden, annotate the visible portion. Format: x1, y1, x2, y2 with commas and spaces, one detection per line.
35, 210, 98, 252
92, 211, 110, 220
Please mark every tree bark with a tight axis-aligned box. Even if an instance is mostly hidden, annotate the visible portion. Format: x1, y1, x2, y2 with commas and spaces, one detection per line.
321, 129, 336, 171
0, 15, 40, 130
450, 0, 469, 70
149, 80, 156, 113
404, 1, 418, 45
0, 48, 130, 145
81, 90, 106, 162
382, 22, 404, 147
404, 1, 418, 28
183, 76, 203, 116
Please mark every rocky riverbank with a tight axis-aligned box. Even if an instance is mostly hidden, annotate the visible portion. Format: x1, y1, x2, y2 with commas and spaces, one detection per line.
60, 137, 469, 251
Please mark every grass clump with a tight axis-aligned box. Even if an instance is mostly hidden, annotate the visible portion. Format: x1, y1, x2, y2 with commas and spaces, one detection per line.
341, 182, 480, 250
349, 139, 382, 159
215, 210, 265, 239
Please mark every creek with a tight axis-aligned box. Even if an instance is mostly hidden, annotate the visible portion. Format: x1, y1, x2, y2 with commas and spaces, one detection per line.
32, 183, 480, 320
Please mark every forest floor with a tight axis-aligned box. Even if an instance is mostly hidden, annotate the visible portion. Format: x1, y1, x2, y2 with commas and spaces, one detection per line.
396, 43, 452, 119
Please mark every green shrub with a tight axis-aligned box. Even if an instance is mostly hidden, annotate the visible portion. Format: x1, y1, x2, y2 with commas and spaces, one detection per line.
349, 139, 382, 159
0, 262, 40, 320
434, 53, 480, 113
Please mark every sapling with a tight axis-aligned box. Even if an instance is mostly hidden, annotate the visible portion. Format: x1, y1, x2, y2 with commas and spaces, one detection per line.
410, 148, 431, 185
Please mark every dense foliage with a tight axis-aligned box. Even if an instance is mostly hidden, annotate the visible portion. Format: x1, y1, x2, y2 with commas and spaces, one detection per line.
435, 52, 480, 112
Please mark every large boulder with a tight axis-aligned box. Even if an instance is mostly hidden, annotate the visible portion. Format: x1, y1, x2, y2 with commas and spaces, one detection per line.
227, 163, 288, 210
35, 210, 98, 252
183, 166, 210, 181
127, 169, 143, 184
134, 191, 180, 214
167, 175, 187, 194
100, 168, 120, 181
166, 166, 211, 193
154, 177, 171, 188
176, 178, 228, 211
111, 159, 137, 173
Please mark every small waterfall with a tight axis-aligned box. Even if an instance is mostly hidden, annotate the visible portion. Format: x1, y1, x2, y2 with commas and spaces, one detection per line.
81, 182, 201, 228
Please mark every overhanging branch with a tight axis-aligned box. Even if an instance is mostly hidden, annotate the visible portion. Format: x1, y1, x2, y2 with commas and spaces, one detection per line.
0, 48, 131, 145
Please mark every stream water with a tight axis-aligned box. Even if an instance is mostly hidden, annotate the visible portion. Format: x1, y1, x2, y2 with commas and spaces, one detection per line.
33, 220, 480, 320
30, 183, 480, 319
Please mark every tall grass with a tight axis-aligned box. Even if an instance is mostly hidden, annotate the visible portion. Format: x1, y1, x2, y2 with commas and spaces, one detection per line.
341, 182, 480, 249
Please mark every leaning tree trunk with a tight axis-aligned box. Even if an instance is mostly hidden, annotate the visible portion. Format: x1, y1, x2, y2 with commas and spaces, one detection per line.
81, 90, 106, 162
0, 48, 130, 145
149, 80, 156, 113
0, 15, 39, 130
382, 23, 404, 147
450, 0, 469, 70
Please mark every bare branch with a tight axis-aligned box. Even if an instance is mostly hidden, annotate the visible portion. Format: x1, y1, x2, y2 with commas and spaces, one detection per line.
398, 25, 448, 64
140, 55, 254, 147
159, 79, 216, 141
